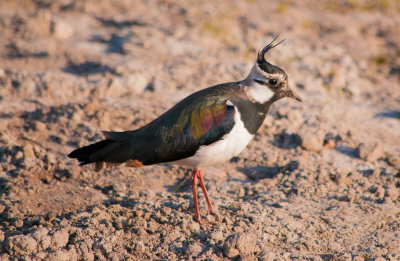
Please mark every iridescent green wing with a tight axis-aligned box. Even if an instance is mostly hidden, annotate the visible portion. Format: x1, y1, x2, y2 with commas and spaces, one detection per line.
135, 94, 235, 164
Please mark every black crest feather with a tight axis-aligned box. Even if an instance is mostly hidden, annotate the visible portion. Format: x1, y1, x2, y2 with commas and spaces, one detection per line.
257, 35, 285, 74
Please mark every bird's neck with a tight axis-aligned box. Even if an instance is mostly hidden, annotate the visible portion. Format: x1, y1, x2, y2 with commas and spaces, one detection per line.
231, 93, 271, 135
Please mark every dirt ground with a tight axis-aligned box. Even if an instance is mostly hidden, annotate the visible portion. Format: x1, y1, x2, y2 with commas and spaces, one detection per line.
1, 0, 400, 260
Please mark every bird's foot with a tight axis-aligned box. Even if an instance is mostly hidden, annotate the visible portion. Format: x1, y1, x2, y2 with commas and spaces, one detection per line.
209, 209, 219, 217
195, 216, 207, 225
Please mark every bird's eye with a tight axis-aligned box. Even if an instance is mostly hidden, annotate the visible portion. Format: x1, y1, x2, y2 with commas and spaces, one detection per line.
268, 79, 278, 86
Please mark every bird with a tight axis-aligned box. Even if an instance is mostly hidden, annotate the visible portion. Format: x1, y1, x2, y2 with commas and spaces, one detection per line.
68, 36, 302, 224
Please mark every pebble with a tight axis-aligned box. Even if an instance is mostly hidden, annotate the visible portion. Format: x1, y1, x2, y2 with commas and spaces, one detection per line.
23, 144, 35, 158
125, 73, 149, 94
298, 125, 325, 152
107, 73, 149, 97
7, 234, 38, 256
190, 221, 201, 233
51, 229, 70, 249
34, 121, 47, 132
135, 241, 146, 254
211, 230, 224, 243
188, 242, 203, 257
32, 228, 50, 249
259, 251, 277, 261
133, 210, 143, 218
385, 185, 398, 201
223, 233, 260, 258
331, 167, 351, 185
358, 140, 383, 162
106, 77, 125, 97
386, 153, 400, 169
51, 18, 74, 39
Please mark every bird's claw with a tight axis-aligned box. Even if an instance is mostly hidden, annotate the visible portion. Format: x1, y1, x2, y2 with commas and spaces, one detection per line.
195, 216, 207, 225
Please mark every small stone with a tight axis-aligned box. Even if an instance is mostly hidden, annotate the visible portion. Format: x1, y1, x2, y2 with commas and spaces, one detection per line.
238, 187, 245, 197
95, 239, 113, 255
47, 249, 72, 261
133, 210, 143, 218
134, 217, 147, 228
224, 233, 260, 258
323, 138, 336, 149
180, 201, 190, 211
135, 241, 146, 254
51, 18, 74, 39
166, 230, 182, 241
259, 251, 276, 261
375, 186, 385, 198
385, 185, 398, 201
233, 226, 243, 233
211, 230, 224, 243
341, 253, 352, 261
125, 73, 149, 94
0, 230, 5, 242
358, 140, 383, 162
224, 239, 239, 258
15, 219, 24, 228
190, 221, 201, 233
34, 121, 47, 132
386, 153, 400, 169
7, 234, 38, 256
223, 216, 232, 225
330, 168, 351, 185
143, 213, 151, 221
188, 242, 202, 257
51, 229, 69, 249
299, 213, 309, 219
23, 144, 35, 158
161, 207, 171, 215
15, 151, 24, 160
106, 77, 124, 97
298, 126, 325, 152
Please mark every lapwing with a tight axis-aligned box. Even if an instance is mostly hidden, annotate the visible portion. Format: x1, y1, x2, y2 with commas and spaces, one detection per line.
68, 36, 303, 224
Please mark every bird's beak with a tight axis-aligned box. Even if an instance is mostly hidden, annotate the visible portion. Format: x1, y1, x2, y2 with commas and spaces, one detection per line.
286, 89, 303, 102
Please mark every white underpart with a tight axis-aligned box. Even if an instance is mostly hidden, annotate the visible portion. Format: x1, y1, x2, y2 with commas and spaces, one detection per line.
247, 80, 274, 103
173, 104, 254, 168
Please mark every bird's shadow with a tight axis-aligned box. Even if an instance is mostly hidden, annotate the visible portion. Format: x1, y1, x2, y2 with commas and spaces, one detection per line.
271, 132, 301, 149
335, 145, 359, 159
62, 60, 116, 76
95, 16, 147, 28
90, 33, 130, 54
375, 110, 400, 119
236, 160, 299, 181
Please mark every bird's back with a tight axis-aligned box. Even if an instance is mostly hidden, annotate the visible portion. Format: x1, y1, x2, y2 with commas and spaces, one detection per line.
69, 82, 244, 168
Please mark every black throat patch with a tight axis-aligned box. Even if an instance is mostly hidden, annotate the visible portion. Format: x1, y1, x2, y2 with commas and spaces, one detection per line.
231, 97, 272, 134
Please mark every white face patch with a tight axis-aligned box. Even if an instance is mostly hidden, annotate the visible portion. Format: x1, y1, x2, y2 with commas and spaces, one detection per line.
247, 80, 275, 103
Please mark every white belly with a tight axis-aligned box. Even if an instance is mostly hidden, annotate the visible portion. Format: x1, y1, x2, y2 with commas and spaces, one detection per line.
173, 107, 254, 168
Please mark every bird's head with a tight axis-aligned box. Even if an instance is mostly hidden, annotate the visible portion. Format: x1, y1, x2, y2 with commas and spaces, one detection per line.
245, 36, 303, 104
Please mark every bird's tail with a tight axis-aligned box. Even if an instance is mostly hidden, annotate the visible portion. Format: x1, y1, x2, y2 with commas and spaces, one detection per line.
68, 131, 136, 172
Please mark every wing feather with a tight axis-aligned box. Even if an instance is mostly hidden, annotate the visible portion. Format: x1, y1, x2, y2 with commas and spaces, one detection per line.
132, 96, 236, 165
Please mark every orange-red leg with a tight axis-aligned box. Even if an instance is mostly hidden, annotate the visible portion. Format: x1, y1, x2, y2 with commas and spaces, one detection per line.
191, 169, 205, 224
190, 168, 216, 224
197, 169, 216, 215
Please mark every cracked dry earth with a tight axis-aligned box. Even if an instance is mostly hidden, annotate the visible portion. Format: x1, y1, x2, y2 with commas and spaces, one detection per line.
1, 0, 400, 260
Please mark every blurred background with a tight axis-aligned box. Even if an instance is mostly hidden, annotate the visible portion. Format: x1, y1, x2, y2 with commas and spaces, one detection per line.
0, 0, 400, 259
